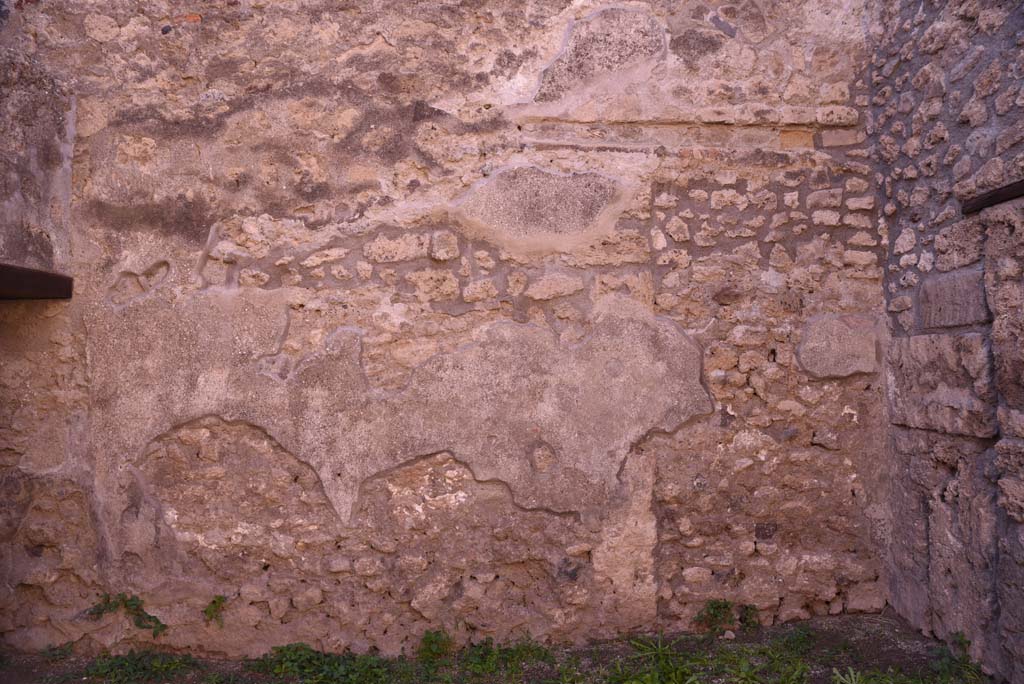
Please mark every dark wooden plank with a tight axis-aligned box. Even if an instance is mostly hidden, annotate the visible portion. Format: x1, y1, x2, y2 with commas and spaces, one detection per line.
961, 178, 1024, 215
0, 262, 73, 299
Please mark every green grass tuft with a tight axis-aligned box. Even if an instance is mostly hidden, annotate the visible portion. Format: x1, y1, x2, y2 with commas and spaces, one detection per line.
693, 599, 735, 637
84, 650, 196, 683
251, 642, 388, 684
417, 629, 454, 665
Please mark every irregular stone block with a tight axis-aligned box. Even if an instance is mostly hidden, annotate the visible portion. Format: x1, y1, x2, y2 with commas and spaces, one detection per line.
815, 105, 859, 127
452, 166, 625, 256
996, 439, 1024, 523
524, 272, 585, 301
797, 315, 878, 378
363, 233, 430, 263
935, 217, 983, 272
893, 228, 916, 254
461, 278, 498, 303
429, 230, 459, 261
919, 267, 990, 329
535, 8, 664, 103
887, 428, 999, 662
845, 582, 885, 613
404, 268, 459, 302
887, 333, 997, 437
807, 189, 843, 209
927, 451, 1001, 664
984, 203, 1024, 411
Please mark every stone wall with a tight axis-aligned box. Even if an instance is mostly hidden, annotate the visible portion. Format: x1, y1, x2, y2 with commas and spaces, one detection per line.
0, 0, 894, 658
869, 1, 1024, 681
9, 0, 1023, 676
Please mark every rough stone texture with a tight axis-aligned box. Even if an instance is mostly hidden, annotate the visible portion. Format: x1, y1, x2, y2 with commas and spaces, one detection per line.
10, 0, 1023, 673
919, 268, 990, 329
535, 8, 665, 103
452, 167, 624, 255
983, 202, 1024, 683
887, 333, 996, 438
871, 1, 1024, 679
797, 315, 878, 378
0, 49, 73, 270
89, 291, 711, 525
984, 203, 1024, 417
886, 429, 1003, 671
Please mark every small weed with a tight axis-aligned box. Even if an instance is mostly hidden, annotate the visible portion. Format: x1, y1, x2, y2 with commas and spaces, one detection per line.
777, 659, 810, 684
43, 642, 73, 661
84, 650, 197, 683
413, 629, 454, 680
203, 595, 228, 627
929, 632, 983, 684
459, 637, 553, 678
554, 655, 587, 684
694, 599, 734, 637
417, 629, 453, 665
726, 655, 763, 684
251, 642, 387, 684
833, 666, 867, 684
87, 593, 167, 638
461, 639, 501, 676
613, 635, 701, 684
502, 639, 553, 668
385, 658, 425, 684
629, 634, 680, 669
738, 604, 760, 631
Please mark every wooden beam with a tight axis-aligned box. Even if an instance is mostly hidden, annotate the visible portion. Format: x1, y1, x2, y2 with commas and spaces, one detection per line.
0, 262, 73, 300
961, 178, 1024, 215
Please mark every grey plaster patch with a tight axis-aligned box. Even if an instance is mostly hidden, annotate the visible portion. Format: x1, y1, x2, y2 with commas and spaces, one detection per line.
451, 166, 626, 255
89, 289, 711, 526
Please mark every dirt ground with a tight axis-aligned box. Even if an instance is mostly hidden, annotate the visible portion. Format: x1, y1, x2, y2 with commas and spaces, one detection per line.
0, 611, 990, 684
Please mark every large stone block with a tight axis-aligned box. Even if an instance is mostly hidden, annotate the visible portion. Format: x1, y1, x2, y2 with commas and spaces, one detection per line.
887, 429, 1001, 668
926, 452, 1000, 658
919, 267, 990, 329
797, 314, 878, 378
887, 333, 997, 437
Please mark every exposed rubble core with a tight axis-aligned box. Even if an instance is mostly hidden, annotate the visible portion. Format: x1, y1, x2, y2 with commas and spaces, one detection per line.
0, 0, 1022, 681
